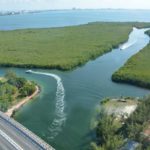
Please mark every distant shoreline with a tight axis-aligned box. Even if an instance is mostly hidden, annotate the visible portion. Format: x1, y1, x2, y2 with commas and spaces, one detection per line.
5, 86, 40, 117
0, 8, 150, 17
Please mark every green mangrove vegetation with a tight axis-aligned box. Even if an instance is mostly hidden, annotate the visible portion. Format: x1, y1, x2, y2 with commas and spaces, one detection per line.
112, 30, 150, 89
0, 71, 36, 112
0, 22, 150, 70
90, 97, 150, 150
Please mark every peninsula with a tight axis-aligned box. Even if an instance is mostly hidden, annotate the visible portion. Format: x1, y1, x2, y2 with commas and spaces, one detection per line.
91, 97, 150, 150
0, 22, 150, 70
0, 70, 39, 116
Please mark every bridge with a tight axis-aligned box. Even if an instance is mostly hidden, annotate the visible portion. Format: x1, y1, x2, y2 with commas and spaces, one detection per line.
0, 111, 55, 150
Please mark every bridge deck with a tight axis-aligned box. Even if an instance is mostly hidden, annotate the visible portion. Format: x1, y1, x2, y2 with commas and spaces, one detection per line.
0, 111, 54, 150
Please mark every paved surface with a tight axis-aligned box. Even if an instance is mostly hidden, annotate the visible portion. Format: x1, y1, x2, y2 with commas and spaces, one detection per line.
0, 112, 54, 150
0, 133, 16, 150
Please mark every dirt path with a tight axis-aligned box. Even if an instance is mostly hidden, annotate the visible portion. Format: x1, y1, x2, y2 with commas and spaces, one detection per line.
5, 86, 40, 117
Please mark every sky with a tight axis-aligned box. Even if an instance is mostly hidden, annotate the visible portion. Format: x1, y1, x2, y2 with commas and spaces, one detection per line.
1, 0, 150, 11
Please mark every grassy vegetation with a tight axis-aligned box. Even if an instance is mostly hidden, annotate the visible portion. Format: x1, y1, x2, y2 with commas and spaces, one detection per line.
90, 97, 150, 150
0, 71, 36, 112
0, 22, 150, 70
112, 30, 150, 89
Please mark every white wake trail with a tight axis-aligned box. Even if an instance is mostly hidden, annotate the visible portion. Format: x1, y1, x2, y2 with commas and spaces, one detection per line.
120, 40, 137, 50
29, 70, 66, 140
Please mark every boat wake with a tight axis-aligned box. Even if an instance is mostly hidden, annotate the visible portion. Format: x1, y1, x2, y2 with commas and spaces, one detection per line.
28, 70, 66, 140
120, 27, 139, 50
120, 40, 137, 50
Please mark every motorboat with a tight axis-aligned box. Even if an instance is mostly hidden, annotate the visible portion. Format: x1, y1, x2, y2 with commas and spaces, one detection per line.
25, 70, 32, 73
120, 41, 137, 50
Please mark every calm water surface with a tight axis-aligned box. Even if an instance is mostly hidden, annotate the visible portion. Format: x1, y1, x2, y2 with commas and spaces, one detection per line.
1, 9, 150, 30
0, 10, 150, 150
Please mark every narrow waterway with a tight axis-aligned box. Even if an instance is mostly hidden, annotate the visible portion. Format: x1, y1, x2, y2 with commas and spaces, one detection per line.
0, 28, 149, 150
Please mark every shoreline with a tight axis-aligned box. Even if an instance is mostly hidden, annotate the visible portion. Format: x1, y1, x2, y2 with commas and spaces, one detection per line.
5, 85, 40, 117
112, 75, 150, 89
0, 23, 140, 71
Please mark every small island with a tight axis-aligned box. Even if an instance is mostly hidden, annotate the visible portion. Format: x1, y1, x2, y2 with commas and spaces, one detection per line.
0, 70, 39, 117
91, 97, 150, 150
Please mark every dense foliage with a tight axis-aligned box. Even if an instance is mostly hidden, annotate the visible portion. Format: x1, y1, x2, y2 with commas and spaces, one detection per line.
90, 111, 124, 150
91, 96, 150, 150
0, 22, 150, 70
122, 96, 150, 148
112, 30, 150, 89
0, 71, 36, 112
90, 112, 124, 150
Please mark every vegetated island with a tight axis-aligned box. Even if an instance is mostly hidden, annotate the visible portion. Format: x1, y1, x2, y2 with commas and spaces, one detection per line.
90, 97, 150, 150
112, 30, 150, 89
0, 22, 150, 71
0, 70, 39, 117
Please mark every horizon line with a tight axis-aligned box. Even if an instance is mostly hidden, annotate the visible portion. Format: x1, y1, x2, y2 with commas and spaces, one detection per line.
1, 8, 150, 12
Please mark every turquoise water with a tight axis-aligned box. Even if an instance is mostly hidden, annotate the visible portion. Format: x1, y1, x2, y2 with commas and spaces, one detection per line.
0, 28, 148, 150
1, 10, 150, 150
1, 9, 150, 30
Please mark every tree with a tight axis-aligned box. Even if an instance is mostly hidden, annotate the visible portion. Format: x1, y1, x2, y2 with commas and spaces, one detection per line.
95, 112, 124, 150
19, 82, 35, 97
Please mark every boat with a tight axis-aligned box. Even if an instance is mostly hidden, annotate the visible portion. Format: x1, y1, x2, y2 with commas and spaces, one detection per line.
120, 41, 137, 50
25, 70, 32, 73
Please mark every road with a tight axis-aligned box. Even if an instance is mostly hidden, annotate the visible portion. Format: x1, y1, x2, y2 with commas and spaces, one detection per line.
0, 112, 54, 150
0, 133, 17, 150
